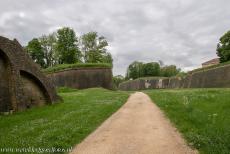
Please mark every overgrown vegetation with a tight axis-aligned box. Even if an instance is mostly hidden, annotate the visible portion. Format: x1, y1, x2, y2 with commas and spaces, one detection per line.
43, 63, 112, 74
145, 89, 230, 154
0, 88, 130, 154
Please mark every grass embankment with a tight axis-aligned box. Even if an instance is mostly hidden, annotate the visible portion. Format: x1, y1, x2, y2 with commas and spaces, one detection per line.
43, 63, 112, 74
145, 89, 230, 154
0, 88, 129, 153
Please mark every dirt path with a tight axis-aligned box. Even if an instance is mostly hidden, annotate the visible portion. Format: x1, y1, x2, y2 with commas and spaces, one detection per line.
71, 92, 197, 154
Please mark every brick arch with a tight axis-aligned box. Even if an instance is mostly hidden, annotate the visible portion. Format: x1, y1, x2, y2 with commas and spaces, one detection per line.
0, 36, 59, 113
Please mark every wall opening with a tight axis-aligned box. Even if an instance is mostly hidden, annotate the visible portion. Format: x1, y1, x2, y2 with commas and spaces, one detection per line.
0, 50, 11, 112
20, 71, 51, 109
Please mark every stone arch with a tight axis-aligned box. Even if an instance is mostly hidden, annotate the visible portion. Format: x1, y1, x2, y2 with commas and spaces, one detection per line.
19, 70, 51, 109
0, 49, 12, 112
0, 36, 59, 113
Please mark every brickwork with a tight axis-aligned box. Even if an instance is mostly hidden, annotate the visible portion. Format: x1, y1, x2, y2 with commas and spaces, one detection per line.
0, 36, 59, 113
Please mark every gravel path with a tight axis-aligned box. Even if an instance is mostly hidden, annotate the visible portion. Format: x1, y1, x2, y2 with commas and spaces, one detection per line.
71, 92, 197, 154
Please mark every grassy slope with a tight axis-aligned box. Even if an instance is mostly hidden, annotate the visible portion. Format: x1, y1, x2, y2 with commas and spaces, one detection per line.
0, 88, 130, 153
145, 89, 230, 154
43, 63, 112, 74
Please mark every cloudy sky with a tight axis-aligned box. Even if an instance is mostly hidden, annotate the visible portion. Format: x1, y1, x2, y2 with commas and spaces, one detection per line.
1, 0, 230, 75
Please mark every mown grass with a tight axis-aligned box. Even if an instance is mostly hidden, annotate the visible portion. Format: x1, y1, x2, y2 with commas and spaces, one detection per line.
145, 88, 230, 154
43, 63, 112, 74
0, 88, 130, 154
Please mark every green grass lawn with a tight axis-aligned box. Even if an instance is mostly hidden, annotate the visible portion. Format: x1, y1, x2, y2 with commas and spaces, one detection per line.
145, 88, 230, 154
0, 88, 130, 154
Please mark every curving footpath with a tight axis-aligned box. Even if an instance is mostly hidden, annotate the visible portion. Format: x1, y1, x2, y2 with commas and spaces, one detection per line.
70, 92, 197, 154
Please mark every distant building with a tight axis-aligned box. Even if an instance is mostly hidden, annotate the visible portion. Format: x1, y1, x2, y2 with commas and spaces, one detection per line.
202, 58, 220, 68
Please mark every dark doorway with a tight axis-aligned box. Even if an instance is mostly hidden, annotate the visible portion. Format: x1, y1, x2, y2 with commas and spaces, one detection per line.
0, 50, 11, 112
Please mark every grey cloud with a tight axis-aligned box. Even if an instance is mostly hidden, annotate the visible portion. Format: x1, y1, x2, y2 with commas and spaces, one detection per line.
1, 0, 230, 75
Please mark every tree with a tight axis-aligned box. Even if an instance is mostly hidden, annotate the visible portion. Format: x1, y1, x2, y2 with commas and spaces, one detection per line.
102, 52, 113, 64
56, 27, 81, 64
126, 61, 144, 79
26, 28, 113, 67
158, 60, 164, 67
80, 32, 111, 63
160, 65, 180, 77
26, 38, 45, 67
112, 75, 125, 89
143, 62, 160, 77
217, 30, 230, 63
39, 33, 57, 68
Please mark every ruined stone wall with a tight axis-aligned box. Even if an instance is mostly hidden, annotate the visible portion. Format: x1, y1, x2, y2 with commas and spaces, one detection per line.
119, 78, 168, 90
168, 77, 183, 88
0, 36, 59, 113
47, 68, 113, 90
119, 64, 230, 90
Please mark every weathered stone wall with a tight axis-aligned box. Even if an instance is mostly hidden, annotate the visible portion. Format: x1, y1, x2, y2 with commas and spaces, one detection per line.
119, 78, 168, 90
189, 65, 230, 88
119, 64, 230, 90
0, 36, 59, 113
47, 68, 113, 89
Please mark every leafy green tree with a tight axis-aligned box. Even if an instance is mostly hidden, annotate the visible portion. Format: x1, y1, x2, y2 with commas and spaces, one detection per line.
143, 62, 160, 77
160, 65, 180, 77
26, 38, 45, 67
176, 71, 187, 78
102, 52, 113, 64
112, 75, 125, 89
39, 33, 57, 68
217, 30, 230, 63
126, 61, 144, 79
80, 32, 111, 63
56, 27, 81, 64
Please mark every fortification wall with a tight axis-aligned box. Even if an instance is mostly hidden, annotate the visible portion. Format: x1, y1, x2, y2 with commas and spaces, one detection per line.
119, 64, 230, 90
47, 68, 113, 90
189, 65, 230, 88
119, 78, 168, 90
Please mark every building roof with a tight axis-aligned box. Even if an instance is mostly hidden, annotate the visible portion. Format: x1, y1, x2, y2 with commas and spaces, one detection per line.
202, 58, 219, 65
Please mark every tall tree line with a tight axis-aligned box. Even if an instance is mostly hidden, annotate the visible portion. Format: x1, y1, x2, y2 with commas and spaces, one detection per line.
25, 27, 113, 68
126, 61, 181, 79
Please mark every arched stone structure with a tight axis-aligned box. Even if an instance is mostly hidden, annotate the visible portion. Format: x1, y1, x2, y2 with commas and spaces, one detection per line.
0, 51, 12, 112
0, 36, 59, 113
